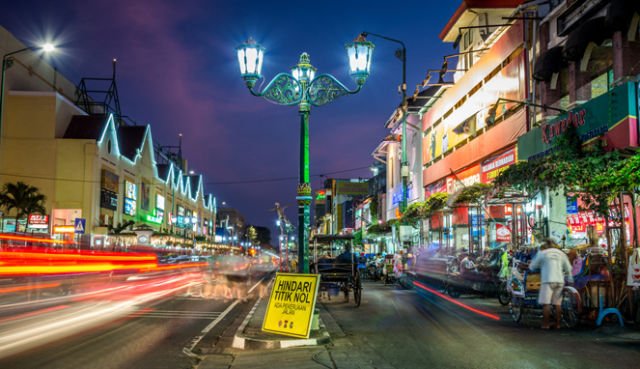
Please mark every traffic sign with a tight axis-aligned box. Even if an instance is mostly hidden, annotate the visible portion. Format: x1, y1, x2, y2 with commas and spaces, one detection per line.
262, 273, 320, 339
74, 218, 86, 234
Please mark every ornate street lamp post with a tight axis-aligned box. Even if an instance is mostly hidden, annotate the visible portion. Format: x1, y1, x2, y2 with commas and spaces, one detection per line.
236, 36, 374, 273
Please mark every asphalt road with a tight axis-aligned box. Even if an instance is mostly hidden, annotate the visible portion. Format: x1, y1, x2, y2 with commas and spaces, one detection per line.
3, 276, 638, 369
0, 294, 237, 369
321, 280, 640, 369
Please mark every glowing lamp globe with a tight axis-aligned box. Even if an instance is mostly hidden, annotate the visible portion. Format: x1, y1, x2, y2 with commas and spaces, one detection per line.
236, 38, 265, 88
291, 52, 316, 82
346, 34, 374, 86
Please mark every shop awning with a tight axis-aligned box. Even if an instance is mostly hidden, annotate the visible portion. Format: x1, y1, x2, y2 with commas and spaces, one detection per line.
533, 46, 566, 82
563, 17, 612, 62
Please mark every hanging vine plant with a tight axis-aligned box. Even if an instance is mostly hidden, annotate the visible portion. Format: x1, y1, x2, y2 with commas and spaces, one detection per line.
424, 192, 449, 214
401, 201, 427, 225
492, 124, 625, 217
451, 183, 493, 206
367, 222, 391, 235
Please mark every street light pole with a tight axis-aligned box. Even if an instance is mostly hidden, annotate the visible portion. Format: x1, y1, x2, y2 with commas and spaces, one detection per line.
360, 32, 408, 213
0, 44, 55, 138
237, 37, 374, 273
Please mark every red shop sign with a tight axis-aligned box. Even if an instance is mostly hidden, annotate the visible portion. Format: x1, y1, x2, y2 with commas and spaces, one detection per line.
28, 214, 49, 225
496, 223, 511, 242
481, 147, 516, 183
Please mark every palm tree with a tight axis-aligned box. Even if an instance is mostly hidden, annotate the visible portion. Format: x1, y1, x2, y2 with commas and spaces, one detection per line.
0, 182, 47, 230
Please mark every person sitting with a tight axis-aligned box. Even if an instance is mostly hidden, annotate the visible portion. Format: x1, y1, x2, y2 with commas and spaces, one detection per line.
335, 244, 354, 268
461, 253, 477, 271
458, 249, 475, 272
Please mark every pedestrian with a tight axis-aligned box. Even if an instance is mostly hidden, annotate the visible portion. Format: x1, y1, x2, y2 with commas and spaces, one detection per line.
528, 239, 573, 330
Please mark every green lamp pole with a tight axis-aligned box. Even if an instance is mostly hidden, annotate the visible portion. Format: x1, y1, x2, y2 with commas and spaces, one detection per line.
236, 36, 374, 273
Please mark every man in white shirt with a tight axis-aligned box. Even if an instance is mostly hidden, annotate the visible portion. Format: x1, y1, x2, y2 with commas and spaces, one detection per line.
529, 239, 573, 329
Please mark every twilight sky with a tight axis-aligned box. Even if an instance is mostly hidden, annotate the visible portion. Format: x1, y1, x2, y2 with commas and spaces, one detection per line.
1, 0, 459, 232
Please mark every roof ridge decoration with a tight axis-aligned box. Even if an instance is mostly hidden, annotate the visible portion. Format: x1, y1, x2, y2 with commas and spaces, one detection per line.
96, 113, 215, 211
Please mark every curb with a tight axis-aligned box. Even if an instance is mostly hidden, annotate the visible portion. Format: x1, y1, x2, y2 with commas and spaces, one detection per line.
231, 298, 331, 350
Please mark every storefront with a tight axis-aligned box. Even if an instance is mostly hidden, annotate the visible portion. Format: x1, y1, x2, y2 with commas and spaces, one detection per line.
421, 19, 527, 254
517, 81, 639, 250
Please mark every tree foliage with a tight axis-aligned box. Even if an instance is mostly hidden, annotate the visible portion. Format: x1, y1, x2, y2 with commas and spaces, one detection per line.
0, 181, 47, 220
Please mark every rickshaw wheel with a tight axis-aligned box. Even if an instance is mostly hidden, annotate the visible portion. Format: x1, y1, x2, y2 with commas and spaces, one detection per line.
561, 289, 579, 328
498, 280, 511, 306
510, 298, 524, 323
343, 284, 349, 302
354, 272, 362, 307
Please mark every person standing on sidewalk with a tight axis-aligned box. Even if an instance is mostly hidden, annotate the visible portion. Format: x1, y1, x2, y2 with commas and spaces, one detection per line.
529, 239, 573, 329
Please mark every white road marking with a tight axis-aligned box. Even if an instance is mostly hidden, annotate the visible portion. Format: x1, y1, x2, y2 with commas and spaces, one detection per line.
128, 310, 222, 319
183, 275, 270, 357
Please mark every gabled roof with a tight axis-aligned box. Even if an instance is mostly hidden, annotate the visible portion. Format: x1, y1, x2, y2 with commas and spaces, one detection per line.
117, 125, 147, 161
188, 175, 200, 199
64, 115, 107, 139
63, 113, 217, 212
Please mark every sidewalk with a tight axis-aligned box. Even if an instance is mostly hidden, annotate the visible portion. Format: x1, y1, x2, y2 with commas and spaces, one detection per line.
197, 295, 395, 369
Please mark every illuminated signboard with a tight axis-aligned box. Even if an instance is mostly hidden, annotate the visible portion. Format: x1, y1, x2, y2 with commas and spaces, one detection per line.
100, 190, 118, 210
27, 214, 49, 229
125, 180, 137, 199
177, 206, 185, 226
124, 198, 136, 216
53, 225, 75, 234
145, 214, 163, 224
446, 165, 481, 194
156, 194, 165, 210
101, 169, 119, 192
481, 147, 516, 183
123, 180, 137, 216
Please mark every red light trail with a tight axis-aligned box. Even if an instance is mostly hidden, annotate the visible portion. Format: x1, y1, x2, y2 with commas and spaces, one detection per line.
413, 280, 501, 321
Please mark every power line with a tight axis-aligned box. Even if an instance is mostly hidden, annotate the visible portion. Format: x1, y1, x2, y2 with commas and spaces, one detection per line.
0, 165, 373, 186
206, 165, 372, 185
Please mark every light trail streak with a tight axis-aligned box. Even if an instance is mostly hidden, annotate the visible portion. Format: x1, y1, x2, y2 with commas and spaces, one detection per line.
0, 273, 202, 359
0, 282, 61, 294
0, 234, 69, 245
0, 263, 159, 275
413, 280, 501, 321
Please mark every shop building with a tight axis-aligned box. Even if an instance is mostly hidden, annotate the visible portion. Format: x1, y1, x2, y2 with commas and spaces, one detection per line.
0, 26, 218, 251
422, 0, 528, 253
372, 85, 445, 252
352, 162, 386, 253
314, 178, 368, 236
521, 0, 640, 247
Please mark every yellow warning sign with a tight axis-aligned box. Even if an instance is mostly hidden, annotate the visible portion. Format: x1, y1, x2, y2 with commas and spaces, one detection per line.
262, 272, 320, 339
